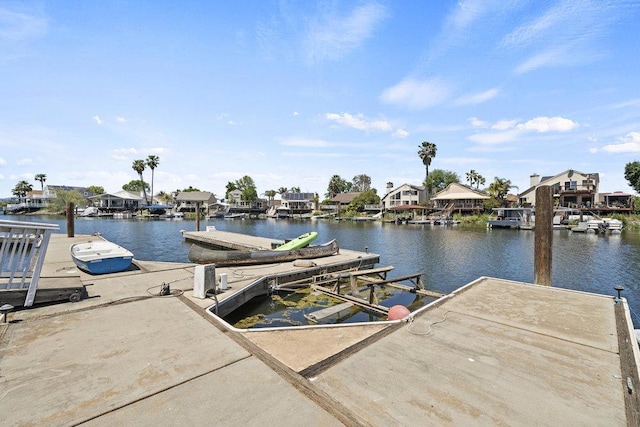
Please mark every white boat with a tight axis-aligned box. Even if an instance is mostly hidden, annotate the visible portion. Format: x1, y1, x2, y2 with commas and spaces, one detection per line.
70, 240, 134, 274
487, 208, 534, 229
586, 218, 623, 234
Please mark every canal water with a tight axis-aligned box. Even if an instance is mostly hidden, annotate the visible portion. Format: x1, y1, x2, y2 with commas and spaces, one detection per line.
6, 215, 640, 326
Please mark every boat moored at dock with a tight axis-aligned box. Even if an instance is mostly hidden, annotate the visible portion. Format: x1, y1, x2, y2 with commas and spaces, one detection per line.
70, 240, 134, 274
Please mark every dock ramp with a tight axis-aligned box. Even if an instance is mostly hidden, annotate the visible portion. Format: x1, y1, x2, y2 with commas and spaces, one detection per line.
0, 219, 59, 307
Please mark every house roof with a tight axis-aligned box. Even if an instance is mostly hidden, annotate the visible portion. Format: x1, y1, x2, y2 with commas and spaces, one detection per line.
331, 192, 361, 204
381, 183, 424, 201
431, 182, 489, 200
175, 191, 216, 203
89, 190, 142, 200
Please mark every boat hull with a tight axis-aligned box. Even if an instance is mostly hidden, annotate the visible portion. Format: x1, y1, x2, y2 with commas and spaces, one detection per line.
70, 241, 134, 274
188, 239, 339, 266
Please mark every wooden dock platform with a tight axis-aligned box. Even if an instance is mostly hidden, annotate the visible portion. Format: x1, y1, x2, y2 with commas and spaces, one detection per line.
0, 233, 638, 425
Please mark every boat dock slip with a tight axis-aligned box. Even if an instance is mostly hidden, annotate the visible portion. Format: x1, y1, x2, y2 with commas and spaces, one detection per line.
1, 234, 638, 425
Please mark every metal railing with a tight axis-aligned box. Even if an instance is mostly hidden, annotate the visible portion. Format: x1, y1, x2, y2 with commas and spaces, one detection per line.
0, 219, 59, 307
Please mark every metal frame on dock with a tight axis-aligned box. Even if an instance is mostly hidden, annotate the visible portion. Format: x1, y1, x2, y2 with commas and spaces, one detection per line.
0, 219, 59, 307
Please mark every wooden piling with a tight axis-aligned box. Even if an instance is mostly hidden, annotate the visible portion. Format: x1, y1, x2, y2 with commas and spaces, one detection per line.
195, 201, 201, 231
66, 202, 75, 238
534, 186, 552, 286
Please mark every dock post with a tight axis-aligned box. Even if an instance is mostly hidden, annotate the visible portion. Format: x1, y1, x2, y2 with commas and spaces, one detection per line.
195, 201, 201, 231
534, 185, 553, 286
66, 202, 75, 238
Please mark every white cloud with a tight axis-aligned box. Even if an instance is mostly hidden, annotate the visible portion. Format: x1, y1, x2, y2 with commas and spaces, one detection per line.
293, 112, 299, 116
468, 116, 577, 145
492, 120, 517, 131
0, 156, 6, 166
393, 128, 409, 139
92, 115, 103, 125
468, 117, 488, 128
303, 3, 387, 64
516, 116, 578, 132
602, 131, 640, 153
325, 112, 392, 132
116, 116, 126, 123
380, 77, 452, 109
454, 88, 500, 106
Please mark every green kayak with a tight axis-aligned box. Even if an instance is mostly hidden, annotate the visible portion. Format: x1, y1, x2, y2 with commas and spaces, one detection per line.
275, 232, 318, 251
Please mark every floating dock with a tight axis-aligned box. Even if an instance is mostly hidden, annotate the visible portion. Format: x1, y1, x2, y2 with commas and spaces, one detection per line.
0, 232, 638, 425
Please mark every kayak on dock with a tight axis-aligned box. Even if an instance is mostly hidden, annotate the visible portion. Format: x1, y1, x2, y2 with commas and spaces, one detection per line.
275, 232, 318, 251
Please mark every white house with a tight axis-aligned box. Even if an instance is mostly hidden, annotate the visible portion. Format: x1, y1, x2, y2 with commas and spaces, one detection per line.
381, 183, 426, 211
518, 170, 599, 208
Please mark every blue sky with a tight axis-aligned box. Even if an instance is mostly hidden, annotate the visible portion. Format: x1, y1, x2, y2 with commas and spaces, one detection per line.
1, 0, 639, 200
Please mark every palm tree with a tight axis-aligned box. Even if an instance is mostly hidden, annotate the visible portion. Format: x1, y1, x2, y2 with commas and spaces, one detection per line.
146, 155, 160, 204
277, 187, 288, 197
418, 141, 437, 195
131, 159, 148, 204
34, 173, 47, 192
264, 190, 277, 207
488, 177, 518, 206
12, 180, 33, 202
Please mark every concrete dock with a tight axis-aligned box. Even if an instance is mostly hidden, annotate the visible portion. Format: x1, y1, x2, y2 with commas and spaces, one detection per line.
1, 231, 639, 425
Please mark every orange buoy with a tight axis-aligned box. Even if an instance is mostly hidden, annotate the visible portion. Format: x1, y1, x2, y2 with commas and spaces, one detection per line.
387, 305, 410, 320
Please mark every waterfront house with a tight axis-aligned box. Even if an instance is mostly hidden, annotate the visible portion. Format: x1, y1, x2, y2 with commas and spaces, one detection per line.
281, 192, 316, 215
430, 183, 489, 215
518, 170, 599, 208
89, 190, 144, 211
175, 191, 216, 213
320, 192, 361, 214
381, 183, 426, 212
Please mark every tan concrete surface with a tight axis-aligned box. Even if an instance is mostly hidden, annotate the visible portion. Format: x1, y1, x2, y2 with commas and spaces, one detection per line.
313, 277, 628, 426
1, 234, 635, 426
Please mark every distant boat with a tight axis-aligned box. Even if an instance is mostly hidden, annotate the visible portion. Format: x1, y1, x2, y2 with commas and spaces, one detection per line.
275, 232, 318, 250
188, 239, 338, 266
70, 240, 134, 274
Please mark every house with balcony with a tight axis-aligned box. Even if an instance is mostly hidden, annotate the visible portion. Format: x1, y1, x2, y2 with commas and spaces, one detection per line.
281, 192, 316, 215
381, 183, 426, 211
430, 183, 489, 215
226, 189, 266, 215
518, 170, 599, 208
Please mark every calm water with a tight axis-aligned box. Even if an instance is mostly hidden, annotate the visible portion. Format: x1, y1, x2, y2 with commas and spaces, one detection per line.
7, 215, 640, 325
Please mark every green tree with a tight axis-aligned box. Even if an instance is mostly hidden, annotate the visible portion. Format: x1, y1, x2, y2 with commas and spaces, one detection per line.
87, 185, 105, 195
326, 175, 351, 198
624, 161, 640, 192
425, 169, 459, 194
131, 159, 148, 204
12, 180, 33, 202
146, 155, 160, 202
352, 174, 372, 192
122, 180, 150, 193
181, 186, 200, 192
34, 173, 47, 192
418, 141, 437, 191
47, 189, 85, 212
289, 186, 301, 193
348, 189, 380, 212
156, 191, 173, 204
235, 175, 257, 201
488, 177, 518, 207
277, 187, 288, 197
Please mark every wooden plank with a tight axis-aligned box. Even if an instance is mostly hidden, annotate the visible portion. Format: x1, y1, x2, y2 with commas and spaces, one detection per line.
304, 302, 353, 323
349, 266, 394, 277
312, 285, 389, 315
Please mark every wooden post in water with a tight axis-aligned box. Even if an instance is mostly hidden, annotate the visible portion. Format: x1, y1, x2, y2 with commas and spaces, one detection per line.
195, 201, 201, 231
534, 185, 553, 286
66, 202, 75, 237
